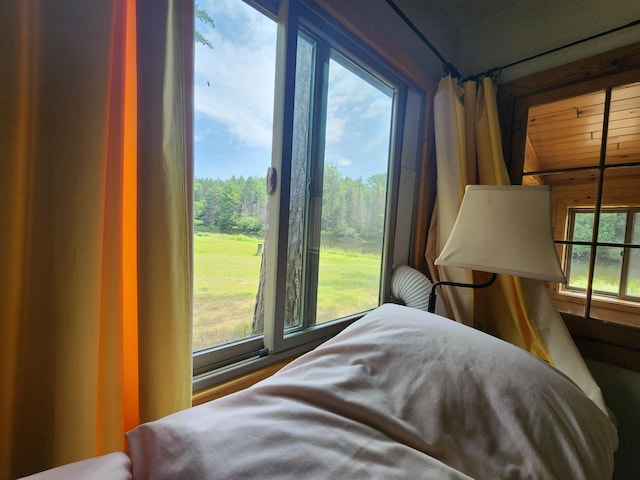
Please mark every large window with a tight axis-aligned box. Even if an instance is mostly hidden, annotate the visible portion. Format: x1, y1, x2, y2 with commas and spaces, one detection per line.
517, 81, 640, 326
192, 0, 422, 387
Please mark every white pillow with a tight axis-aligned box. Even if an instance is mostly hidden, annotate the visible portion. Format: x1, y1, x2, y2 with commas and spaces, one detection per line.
126, 304, 617, 480
19, 452, 132, 480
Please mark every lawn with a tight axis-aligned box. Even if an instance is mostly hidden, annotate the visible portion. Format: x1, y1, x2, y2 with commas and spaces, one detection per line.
192, 233, 381, 351
192, 233, 263, 351
567, 259, 640, 296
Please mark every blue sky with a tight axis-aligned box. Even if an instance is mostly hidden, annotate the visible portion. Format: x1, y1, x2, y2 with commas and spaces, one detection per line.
193, 0, 393, 181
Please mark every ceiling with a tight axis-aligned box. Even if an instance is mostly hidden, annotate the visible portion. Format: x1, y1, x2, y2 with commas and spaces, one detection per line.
423, 0, 531, 33
389, 0, 530, 44
383, 0, 527, 78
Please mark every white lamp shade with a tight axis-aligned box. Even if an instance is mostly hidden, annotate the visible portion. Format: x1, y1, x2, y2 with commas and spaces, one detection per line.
435, 185, 567, 283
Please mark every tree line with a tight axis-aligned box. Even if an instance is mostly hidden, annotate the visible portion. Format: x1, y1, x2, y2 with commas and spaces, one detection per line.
194, 164, 387, 248
572, 211, 631, 263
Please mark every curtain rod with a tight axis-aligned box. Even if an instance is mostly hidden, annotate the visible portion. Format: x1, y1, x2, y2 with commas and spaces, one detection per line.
385, 0, 640, 82
383, 0, 460, 78
468, 18, 640, 82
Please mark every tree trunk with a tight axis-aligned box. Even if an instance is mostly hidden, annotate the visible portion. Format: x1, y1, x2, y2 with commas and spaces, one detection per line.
252, 39, 313, 334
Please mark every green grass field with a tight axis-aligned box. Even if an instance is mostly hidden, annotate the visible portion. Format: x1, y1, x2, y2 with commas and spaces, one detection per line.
193, 235, 640, 351
192, 233, 263, 350
192, 233, 381, 351
567, 260, 640, 296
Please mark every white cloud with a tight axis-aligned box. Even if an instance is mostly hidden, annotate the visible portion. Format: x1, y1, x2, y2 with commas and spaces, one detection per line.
194, 0, 277, 148
323, 59, 393, 167
363, 97, 392, 119
192, 0, 393, 180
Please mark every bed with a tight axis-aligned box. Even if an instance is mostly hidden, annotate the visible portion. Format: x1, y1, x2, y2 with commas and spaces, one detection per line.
23, 304, 618, 479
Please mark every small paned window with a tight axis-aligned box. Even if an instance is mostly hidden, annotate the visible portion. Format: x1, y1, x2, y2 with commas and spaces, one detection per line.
565, 208, 640, 302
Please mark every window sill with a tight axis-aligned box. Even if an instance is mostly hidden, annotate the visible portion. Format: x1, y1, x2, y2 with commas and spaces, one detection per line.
549, 288, 640, 328
191, 328, 334, 399
192, 356, 296, 406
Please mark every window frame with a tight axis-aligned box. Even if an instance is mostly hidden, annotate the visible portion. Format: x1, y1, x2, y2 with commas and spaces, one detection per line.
193, 0, 424, 390
499, 41, 640, 372
515, 81, 640, 319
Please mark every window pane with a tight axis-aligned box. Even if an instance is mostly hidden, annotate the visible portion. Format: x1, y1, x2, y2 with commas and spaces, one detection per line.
602, 166, 640, 208
567, 247, 591, 290
627, 212, 640, 298
591, 211, 625, 294
592, 246, 623, 294
566, 211, 593, 289
525, 90, 605, 172
315, 55, 393, 323
192, 2, 277, 351
606, 82, 640, 166
572, 211, 594, 242
597, 211, 626, 243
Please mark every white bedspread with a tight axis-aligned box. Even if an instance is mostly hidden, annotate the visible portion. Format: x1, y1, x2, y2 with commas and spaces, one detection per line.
126, 304, 618, 479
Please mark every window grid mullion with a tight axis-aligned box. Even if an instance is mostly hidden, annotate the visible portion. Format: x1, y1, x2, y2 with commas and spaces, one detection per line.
585, 87, 613, 318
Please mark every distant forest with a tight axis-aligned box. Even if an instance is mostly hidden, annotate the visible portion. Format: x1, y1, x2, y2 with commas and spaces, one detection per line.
194, 164, 387, 247
572, 211, 633, 263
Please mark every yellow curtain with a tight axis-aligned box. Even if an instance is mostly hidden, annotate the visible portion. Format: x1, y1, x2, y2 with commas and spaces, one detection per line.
473, 78, 551, 361
427, 76, 610, 414
427, 75, 550, 361
475, 78, 609, 413
0, 1, 193, 477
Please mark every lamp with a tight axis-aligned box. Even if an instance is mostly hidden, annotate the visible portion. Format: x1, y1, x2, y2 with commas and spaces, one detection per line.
428, 185, 566, 313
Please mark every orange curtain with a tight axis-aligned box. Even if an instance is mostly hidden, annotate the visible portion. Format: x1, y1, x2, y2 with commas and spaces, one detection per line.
0, 1, 193, 477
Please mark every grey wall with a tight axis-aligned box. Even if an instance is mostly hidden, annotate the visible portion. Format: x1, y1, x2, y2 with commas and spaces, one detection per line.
587, 360, 640, 480
455, 0, 640, 82
394, 0, 640, 83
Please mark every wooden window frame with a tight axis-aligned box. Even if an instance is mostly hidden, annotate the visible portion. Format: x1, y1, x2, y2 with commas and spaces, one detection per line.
497, 42, 640, 373
563, 207, 640, 302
